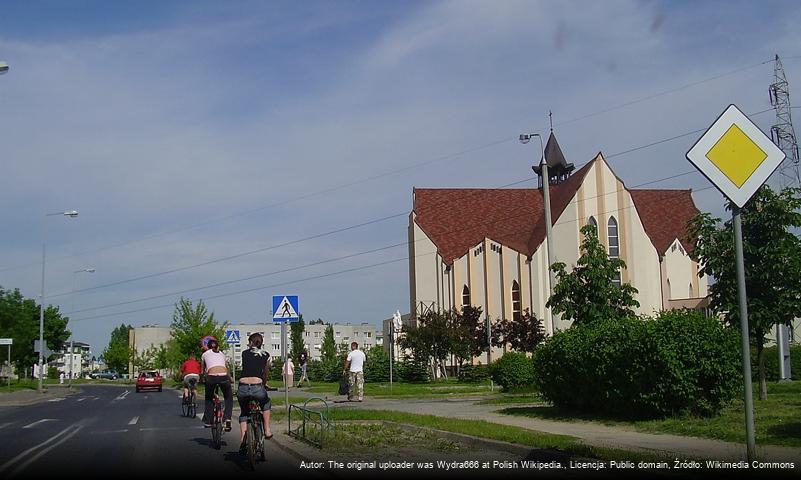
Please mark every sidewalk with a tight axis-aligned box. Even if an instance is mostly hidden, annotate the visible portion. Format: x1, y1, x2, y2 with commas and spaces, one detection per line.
0, 385, 75, 407
318, 395, 801, 463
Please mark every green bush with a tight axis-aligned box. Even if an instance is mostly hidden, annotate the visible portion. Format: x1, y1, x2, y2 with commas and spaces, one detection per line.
364, 345, 390, 383
396, 360, 430, 383
751, 344, 801, 381
458, 364, 492, 383
490, 352, 535, 391
532, 310, 741, 418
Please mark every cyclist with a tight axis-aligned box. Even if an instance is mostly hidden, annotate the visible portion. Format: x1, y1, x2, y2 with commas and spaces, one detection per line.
181, 352, 201, 401
201, 338, 234, 432
237, 332, 273, 454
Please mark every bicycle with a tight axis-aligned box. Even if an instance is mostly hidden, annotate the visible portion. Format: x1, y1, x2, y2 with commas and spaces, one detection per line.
243, 399, 266, 469
210, 392, 224, 449
182, 379, 197, 418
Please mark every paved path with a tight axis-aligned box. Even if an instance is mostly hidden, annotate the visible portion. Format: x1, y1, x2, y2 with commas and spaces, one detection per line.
299, 391, 801, 464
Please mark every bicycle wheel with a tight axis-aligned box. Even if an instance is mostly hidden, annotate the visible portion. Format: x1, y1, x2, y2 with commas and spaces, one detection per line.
181, 394, 189, 417
188, 392, 196, 418
246, 422, 256, 470
255, 418, 265, 461
212, 421, 222, 449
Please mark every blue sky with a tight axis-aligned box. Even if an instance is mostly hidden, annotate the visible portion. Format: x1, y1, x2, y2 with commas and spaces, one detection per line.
1, 0, 800, 355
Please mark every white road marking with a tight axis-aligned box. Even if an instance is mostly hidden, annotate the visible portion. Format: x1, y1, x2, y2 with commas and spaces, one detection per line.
0, 423, 81, 475
76, 397, 86, 402
92, 429, 129, 434
9, 424, 83, 476
22, 419, 56, 429
128, 416, 139, 425
47, 398, 65, 402
139, 426, 205, 431
0, 422, 14, 430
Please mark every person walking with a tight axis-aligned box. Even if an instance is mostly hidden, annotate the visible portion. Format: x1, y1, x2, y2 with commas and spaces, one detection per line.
282, 356, 295, 391
296, 352, 310, 387
343, 342, 366, 402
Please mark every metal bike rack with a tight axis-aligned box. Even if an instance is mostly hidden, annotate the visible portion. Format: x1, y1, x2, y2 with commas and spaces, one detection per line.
288, 397, 334, 448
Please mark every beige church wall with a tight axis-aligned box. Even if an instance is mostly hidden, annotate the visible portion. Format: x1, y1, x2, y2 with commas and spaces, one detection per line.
485, 239, 502, 320
454, 255, 469, 311
623, 200, 664, 316
472, 242, 487, 315
664, 240, 696, 300
412, 222, 441, 314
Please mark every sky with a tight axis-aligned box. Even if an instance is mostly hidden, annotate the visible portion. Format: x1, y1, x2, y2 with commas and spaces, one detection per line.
1, 0, 800, 356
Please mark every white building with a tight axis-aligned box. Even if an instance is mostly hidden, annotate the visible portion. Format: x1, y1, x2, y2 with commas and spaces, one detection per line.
53, 341, 92, 378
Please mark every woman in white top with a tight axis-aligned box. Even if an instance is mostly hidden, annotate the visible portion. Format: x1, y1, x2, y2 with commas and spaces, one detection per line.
201, 338, 233, 431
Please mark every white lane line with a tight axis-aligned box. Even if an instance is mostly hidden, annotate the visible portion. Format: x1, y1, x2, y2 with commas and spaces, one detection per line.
47, 398, 65, 402
22, 419, 56, 429
9, 425, 83, 477
113, 390, 130, 401
0, 422, 14, 430
0, 424, 80, 474
128, 416, 139, 425
76, 397, 86, 402
92, 429, 129, 434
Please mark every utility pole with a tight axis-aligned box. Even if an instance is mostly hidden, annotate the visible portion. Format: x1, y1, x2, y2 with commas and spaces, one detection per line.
769, 54, 798, 381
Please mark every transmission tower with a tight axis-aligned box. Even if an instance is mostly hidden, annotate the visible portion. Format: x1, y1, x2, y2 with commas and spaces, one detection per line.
769, 54, 800, 188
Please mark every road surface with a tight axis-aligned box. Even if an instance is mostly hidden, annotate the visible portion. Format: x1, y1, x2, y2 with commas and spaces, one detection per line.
0, 385, 316, 478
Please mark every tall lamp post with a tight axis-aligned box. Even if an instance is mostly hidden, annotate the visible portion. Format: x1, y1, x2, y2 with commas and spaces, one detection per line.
519, 132, 555, 335
0, 61, 9, 75
38, 210, 79, 392
67, 268, 95, 386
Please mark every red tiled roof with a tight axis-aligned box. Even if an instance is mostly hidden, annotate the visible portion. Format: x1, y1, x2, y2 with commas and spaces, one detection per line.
413, 162, 593, 264
414, 159, 699, 263
629, 189, 699, 255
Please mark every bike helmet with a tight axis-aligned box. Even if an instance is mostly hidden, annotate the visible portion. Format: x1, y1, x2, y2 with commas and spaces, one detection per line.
200, 335, 217, 352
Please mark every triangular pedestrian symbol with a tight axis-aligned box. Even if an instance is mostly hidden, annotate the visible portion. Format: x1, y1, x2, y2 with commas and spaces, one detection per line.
275, 296, 298, 318
226, 331, 240, 343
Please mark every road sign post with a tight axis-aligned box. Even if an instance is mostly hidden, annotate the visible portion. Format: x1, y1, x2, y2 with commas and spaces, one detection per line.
687, 104, 787, 462
272, 295, 299, 427
225, 330, 240, 387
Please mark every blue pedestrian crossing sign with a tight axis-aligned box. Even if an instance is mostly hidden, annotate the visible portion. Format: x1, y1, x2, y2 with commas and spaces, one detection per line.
272, 295, 299, 323
225, 329, 241, 345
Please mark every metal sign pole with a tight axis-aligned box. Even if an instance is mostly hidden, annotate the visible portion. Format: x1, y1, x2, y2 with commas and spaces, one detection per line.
733, 205, 756, 461
7, 345, 11, 390
281, 322, 288, 417
389, 323, 393, 391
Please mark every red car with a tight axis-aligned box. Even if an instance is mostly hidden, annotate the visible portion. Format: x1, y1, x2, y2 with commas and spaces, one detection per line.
136, 371, 163, 393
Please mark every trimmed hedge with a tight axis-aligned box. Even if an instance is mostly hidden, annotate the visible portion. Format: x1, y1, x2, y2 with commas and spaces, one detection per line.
458, 364, 492, 383
490, 352, 535, 391
395, 360, 430, 383
532, 310, 741, 418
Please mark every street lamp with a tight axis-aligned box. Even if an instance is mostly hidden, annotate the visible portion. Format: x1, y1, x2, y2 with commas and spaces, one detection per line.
520, 132, 556, 335
67, 268, 95, 386
38, 210, 79, 392
0, 61, 8, 75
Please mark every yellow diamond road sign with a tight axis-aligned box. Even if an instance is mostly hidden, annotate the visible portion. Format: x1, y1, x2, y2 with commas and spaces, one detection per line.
687, 104, 785, 208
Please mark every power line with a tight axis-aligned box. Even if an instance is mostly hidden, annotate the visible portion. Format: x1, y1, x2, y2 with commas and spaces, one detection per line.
66, 169, 712, 318
2, 59, 776, 275
70, 183, 716, 323
54, 107, 773, 301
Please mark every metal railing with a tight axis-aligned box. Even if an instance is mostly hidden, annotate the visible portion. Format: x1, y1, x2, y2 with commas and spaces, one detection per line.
288, 397, 334, 448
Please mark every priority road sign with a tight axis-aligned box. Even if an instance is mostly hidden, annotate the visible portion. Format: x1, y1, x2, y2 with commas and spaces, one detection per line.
272, 295, 299, 323
225, 329, 241, 345
686, 104, 786, 208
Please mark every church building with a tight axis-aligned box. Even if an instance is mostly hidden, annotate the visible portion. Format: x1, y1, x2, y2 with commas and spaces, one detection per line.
408, 133, 708, 341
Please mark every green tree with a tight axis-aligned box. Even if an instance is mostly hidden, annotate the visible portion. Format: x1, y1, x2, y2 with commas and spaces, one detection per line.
496, 308, 546, 353
688, 185, 801, 400
308, 318, 325, 325
450, 306, 487, 371
319, 324, 340, 381
547, 224, 639, 325
0, 287, 71, 375
399, 310, 451, 379
364, 344, 390, 382
169, 297, 227, 360
103, 323, 132, 373
289, 315, 306, 361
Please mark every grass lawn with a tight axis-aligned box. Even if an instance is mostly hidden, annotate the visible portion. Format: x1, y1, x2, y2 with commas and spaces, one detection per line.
304, 380, 497, 398
477, 393, 543, 405
499, 381, 801, 448
320, 408, 691, 464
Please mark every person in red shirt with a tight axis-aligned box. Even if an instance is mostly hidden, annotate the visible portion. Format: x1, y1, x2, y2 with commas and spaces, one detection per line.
181, 352, 202, 400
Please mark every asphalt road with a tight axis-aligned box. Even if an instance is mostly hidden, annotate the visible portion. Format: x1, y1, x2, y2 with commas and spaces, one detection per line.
0, 385, 320, 479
